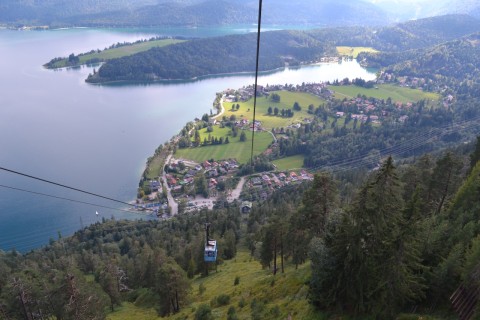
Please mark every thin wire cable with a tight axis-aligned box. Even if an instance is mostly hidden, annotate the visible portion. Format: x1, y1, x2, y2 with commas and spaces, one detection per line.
250, 0, 263, 165
0, 184, 146, 213
307, 115, 480, 173
0, 166, 142, 210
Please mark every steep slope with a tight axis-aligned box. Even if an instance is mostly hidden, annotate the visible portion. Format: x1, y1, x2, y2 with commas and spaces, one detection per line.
363, 33, 480, 81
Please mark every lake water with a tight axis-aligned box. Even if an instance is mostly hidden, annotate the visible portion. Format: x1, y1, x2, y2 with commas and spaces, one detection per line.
0, 27, 375, 252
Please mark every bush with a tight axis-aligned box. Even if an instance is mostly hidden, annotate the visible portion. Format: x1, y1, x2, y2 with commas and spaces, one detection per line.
198, 283, 206, 296
234, 276, 240, 286
216, 293, 231, 306
227, 306, 239, 320
195, 303, 213, 320
238, 297, 246, 309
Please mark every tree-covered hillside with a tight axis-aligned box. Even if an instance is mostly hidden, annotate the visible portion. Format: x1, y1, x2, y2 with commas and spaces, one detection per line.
86, 30, 335, 82
85, 14, 480, 82
4, 145, 480, 319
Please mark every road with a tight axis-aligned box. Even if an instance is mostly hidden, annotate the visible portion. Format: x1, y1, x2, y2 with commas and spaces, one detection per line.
161, 154, 178, 215
212, 96, 225, 119
227, 177, 246, 203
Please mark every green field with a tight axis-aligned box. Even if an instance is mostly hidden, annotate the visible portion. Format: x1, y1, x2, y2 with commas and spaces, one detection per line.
330, 84, 441, 104
222, 91, 323, 129
272, 155, 305, 170
108, 251, 319, 320
175, 131, 273, 164
336, 46, 379, 58
48, 39, 185, 68
107, 250, 446, 320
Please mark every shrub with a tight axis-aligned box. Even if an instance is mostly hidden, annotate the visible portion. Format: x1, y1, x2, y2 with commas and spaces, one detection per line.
216, 293, 231, 306
195, 303, 213, 320
227, 306, 239, 320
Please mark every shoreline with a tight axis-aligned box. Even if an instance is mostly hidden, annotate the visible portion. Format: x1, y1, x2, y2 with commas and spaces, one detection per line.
83, 61, 336, 85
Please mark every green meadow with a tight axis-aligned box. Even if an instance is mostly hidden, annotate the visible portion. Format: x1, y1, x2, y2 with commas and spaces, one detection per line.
222, 91, 323, 129
107, 251, 319, 320
336, 46, 379, 58
330, 84, 441, 104
47, 39, 185, 68
175, 131, 273, 164
272, 155, 305, 170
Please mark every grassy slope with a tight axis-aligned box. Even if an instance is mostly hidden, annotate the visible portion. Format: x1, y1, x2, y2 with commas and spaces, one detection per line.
48, 39, 186, 68
272, 155, 305, 170
175, 91, 323, 163
330, 84, 441, 104
222, 91, 322, 129
108, 251, 320, 320
175, 131, 273, 164
336, 46, 379, 58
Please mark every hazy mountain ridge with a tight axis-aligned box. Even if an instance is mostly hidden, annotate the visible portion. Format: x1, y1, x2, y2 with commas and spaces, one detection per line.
0, 0, 390, 27
370, 0, 480, 20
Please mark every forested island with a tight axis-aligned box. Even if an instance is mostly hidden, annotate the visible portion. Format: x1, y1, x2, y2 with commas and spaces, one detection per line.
85, 14, 480, 83
44, 37, 186, 69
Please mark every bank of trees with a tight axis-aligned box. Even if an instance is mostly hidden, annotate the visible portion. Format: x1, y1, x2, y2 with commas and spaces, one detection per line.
0, 207, 242, 319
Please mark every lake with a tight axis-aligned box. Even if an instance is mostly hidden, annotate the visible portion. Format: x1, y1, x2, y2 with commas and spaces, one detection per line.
0, 27, 376, 252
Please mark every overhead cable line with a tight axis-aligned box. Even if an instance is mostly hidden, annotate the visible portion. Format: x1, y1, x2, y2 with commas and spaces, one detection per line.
0, 166, 153, 212
307, 115, 480, 173
0, 184, 138, 214
250, 0, 263, 165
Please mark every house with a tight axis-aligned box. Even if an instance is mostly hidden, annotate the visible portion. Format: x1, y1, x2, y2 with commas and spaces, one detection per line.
251, 177, 262, 185
167, 177, 177, 187
206, 168, 218, 177
149, 180, 160, 191
209, 178, 218, 189
241, 201, 253, 213
203, 160, 212, 169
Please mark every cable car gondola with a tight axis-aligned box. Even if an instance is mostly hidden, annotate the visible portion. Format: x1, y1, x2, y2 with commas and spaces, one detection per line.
204, 223, 217, 263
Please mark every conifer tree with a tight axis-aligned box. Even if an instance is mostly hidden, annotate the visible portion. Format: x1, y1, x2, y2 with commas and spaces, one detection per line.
310, 157, 425, 317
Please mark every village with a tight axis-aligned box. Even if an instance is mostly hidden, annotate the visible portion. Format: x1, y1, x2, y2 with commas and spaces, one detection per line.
135, 76, 450, 217
136, 154, 314, 217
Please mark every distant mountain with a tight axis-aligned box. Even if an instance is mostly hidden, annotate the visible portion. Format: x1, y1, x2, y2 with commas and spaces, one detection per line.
260, 0, 391, 27
0, 0, 391, 28
369, 0, 480, 21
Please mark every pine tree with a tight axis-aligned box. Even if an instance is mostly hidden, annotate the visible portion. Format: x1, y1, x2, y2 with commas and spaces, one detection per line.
310, 157, 425, 317
297, 173, 338, 238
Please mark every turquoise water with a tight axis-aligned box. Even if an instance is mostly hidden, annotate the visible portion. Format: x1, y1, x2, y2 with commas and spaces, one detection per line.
0, 27, 375, 252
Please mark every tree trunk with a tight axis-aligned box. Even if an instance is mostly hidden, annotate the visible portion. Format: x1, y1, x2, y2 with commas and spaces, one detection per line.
280, 233, 284, 274
273, 236, 277, 276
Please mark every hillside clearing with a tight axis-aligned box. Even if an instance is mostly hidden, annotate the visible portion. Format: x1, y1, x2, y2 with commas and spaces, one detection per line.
273, 155, 305, 170
330, 84, 441, 104
336, 46, 379, 58
222, 91, 323, 129
175, 131, 273, 164
108, 251, 320, 320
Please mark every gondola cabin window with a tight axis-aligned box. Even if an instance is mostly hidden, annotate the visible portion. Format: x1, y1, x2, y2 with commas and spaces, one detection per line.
204, 239, 217, 262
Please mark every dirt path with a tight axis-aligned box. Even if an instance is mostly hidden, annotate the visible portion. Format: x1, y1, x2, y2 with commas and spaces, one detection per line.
212, 96, 225, 119
228, 177, 246, 203
162, 154, 178, 215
